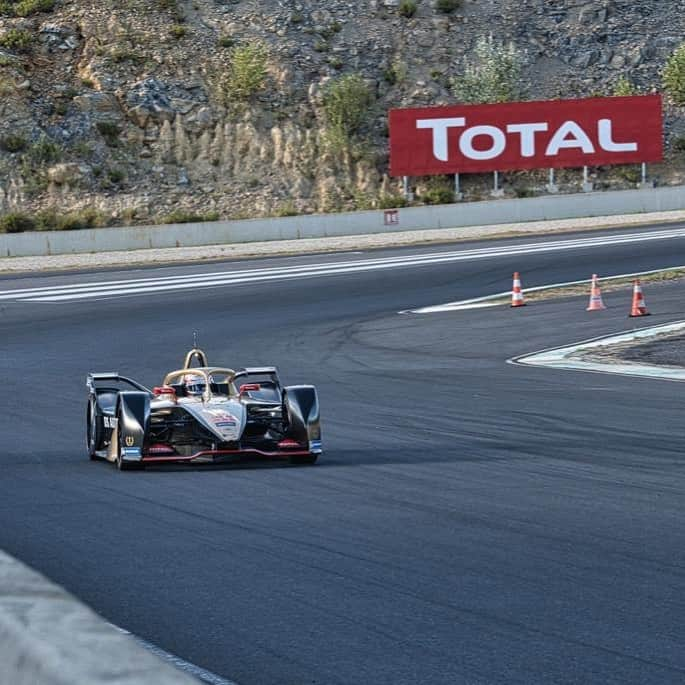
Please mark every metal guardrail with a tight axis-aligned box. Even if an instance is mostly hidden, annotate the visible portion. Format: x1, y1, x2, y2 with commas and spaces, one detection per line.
0, 185, 684, 259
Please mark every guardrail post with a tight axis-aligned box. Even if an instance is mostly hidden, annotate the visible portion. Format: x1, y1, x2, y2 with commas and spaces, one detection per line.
546, 168, 559, 194
582, 166, 594, 193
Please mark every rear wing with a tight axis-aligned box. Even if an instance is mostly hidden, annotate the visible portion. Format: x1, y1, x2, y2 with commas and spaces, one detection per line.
86, 373, 150, 394
234, 367, 281, 387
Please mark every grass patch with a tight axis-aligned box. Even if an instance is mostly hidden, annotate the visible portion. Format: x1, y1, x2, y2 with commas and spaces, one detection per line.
0, 0, 55, 16
26, 136, 61, 164
0, 212, 35, 233
224, 42, 268, 102
96, 120, 120, 146
484, 268, 685, 307
160, 210, 220, 224
0, 133, 27, 152
398, 0, 417, 18
35, 207, 107, 231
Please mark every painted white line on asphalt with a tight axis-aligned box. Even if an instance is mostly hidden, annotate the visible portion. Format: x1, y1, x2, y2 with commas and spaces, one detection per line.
2, 226, 685, 302
111, 623, 239, 685
407, 265, 685, 314
510, 320, 685, 381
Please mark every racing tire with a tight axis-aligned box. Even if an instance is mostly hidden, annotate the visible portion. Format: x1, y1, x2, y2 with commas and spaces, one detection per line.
86, 399, 101, 460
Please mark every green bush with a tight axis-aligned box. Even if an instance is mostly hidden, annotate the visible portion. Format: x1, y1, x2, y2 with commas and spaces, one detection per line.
451, 35, 525, 104
322, 73, 373, 148
161, 210, 220, 224
0, 28, 34, 53
399, 0, 417, 17
0, 212, 35, 233
110, 46, 142, 64
108, 168, 125, 184
378, 194, 408, 209
27, 136, 61, 164
671, 134, 685, 152
422, 186, 454, 205
34, 207, 105, 231
0, 0, 54, 16
96, 121, 120, 146
663, 43, 685, 105
273, 201, 298, 217
435, 0, 459, 13
56, 208, 104, 230
169, 24, 186, 39
513, 186, 534, 198
225, 42, 268, 102
613, 76, 638, 97
0, 133, 27, 152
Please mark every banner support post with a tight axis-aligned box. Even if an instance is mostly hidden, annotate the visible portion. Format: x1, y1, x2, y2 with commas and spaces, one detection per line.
402, 176, 412, 201
491, 171, 504, 198
638, 162, 654, 189
546, 168, 559, 194
454, 173, 463, 201
582, 166, 593, 193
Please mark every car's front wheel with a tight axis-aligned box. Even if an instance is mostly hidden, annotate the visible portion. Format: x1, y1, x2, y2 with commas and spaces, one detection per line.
86, 399, 100, 460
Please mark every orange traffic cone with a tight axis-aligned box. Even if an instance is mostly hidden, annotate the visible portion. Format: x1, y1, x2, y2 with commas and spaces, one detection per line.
586, 274, 606, 311
511, 272, 525, 308
629, 279, 650, 317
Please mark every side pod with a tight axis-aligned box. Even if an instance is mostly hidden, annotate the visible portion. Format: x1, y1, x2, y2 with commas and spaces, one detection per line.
283, 386, 321, 453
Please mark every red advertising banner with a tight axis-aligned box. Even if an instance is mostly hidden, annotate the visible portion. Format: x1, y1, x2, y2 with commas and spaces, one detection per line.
389, 95, 663, 176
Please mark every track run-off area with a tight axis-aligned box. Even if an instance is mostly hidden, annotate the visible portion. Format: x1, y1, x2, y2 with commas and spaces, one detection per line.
3, 221, 685, 685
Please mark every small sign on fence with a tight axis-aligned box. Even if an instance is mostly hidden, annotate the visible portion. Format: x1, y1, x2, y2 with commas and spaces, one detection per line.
384, 209, 399, 226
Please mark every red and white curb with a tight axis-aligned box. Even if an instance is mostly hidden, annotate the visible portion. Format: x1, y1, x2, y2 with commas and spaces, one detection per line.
509, 320, 685, 381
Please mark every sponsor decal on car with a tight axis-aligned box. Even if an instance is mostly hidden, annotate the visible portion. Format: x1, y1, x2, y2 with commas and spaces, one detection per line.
203, 409, 240, 437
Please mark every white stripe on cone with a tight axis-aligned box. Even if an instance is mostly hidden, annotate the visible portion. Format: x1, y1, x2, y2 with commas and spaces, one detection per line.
586, 274, 606, 311
511, 272, 525, 307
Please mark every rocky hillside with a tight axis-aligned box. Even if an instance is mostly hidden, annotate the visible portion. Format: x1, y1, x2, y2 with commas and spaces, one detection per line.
0, 0, 683, 228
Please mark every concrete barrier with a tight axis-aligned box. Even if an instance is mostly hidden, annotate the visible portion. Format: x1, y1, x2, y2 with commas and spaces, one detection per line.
2, 184, 685, 258
0, 550, 199, 684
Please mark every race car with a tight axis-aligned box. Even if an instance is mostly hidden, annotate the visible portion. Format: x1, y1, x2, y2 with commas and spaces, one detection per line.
86, 347, 321, 470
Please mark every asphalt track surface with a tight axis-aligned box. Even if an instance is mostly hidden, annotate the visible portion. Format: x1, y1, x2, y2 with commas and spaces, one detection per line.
2, 223, 685, 684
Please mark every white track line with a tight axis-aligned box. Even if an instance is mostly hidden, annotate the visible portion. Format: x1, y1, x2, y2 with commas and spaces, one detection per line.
3, 227, 685, 302
407, 265, 685, 314
111, 623, 239, 685
509, 320, 685, 381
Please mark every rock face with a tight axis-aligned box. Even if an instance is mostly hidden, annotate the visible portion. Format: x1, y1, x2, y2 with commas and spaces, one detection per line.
0, 0, 682, 222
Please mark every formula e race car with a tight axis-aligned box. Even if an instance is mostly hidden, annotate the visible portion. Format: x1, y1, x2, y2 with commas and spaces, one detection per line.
86, 347, 321, 470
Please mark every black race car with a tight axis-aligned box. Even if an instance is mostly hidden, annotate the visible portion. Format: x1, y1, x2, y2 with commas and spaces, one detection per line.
86, 347, 321, 470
